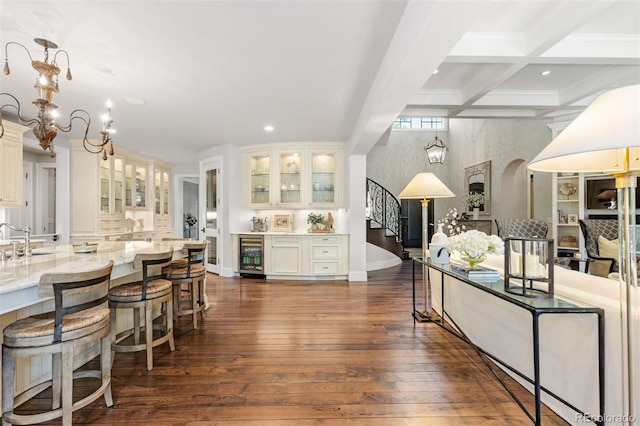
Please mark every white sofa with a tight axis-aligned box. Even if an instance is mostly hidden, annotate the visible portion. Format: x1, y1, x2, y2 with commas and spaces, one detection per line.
429, 253, 639, 425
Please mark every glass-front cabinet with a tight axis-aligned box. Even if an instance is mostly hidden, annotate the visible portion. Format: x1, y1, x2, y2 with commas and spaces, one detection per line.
99, 154, 125, 214
71, 141, 126, 235
153, 161, 171, 229
278, 151, 303, 207
125, 156, 148, 209
243, 143, 343, 209
309, 151, 337, 207
249, 153, 271, 207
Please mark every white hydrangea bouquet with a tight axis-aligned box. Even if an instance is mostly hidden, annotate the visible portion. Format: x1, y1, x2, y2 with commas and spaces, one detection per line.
465, 191, 485, 208
445, 229, 504, 269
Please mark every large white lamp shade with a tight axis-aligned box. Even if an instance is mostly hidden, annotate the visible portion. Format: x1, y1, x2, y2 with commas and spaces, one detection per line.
529, 84, 639, 425
398, 172, 456, 199
529, 84, 640, 173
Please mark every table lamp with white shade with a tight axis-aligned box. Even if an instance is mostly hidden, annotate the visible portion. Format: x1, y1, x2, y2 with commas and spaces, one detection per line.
399, 172, 455, 319
529, 84, 639, 424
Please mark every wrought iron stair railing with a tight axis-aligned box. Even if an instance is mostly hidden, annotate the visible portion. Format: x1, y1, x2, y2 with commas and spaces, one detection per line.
366, 178, 401, 243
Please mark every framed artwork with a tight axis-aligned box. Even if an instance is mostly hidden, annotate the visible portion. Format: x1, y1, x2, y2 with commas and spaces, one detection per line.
567, 213, 578, 224
273, 214, 292, 231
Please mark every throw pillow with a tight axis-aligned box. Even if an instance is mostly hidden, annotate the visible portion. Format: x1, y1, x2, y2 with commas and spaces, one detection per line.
598, 235, 619, 261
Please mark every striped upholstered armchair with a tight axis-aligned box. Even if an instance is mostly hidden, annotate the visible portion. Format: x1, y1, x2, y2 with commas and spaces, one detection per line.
494, 218, 549, 239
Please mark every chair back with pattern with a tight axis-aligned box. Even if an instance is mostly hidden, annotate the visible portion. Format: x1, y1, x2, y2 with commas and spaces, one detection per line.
495, 218, 549, 239
38, 261, 114, 343
579, 219, 618, 266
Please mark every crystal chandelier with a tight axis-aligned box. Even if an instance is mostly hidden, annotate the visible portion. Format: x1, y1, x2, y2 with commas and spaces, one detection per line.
0, 38, 115, 159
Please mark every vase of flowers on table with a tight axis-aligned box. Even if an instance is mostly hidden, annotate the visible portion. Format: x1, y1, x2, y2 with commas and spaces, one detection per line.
445, 229, 504, 270
465, 191, 485, 220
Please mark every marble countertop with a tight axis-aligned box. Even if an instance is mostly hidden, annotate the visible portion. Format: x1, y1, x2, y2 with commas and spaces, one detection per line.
0, 240, 185, 315
0, 239, 48, 246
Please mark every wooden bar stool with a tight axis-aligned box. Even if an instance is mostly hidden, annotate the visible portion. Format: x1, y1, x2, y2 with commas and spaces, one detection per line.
168, 241, 207, 329
2, 261, 115, 426
160, 238, 194, 269
108, 249, 174, 371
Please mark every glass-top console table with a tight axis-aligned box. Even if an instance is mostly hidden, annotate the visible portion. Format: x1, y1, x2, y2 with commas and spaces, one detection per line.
412, 257, 605, 426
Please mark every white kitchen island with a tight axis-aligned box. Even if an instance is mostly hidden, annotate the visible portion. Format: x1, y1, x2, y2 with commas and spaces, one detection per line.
0, 240, 186, 316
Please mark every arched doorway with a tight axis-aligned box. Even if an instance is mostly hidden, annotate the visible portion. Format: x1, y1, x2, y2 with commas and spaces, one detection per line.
501, 159, 528, 218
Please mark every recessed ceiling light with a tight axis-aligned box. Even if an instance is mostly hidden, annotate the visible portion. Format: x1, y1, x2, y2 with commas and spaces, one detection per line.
433, 69, 439, 74
264, 125, 274, 132
541, 70, 551, 76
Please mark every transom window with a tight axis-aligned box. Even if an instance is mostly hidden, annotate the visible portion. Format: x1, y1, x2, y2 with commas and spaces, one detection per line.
392, 116, 447, 130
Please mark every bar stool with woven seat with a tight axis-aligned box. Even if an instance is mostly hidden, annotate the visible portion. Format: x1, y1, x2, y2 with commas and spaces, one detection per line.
168, 241, 207, 329
160, 238, 194, 269
108, 248, 174, 371
2, 261, 115, 426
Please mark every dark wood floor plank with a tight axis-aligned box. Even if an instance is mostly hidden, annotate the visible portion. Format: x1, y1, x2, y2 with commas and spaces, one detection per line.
14, 260, 568, 424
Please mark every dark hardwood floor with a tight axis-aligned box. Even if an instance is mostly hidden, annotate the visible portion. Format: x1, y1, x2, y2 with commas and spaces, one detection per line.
17, 260, 568, 425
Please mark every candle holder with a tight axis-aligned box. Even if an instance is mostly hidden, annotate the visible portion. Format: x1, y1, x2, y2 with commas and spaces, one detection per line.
504, 237, 554, 298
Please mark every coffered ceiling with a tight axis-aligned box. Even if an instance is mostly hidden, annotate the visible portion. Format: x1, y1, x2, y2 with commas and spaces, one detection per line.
1, 1, 638, 165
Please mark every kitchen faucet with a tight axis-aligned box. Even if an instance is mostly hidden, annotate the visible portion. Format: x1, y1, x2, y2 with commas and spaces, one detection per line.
0, 223, 32, 257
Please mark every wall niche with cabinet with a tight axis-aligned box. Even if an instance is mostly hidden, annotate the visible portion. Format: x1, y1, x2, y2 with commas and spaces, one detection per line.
242, 142, 343, 209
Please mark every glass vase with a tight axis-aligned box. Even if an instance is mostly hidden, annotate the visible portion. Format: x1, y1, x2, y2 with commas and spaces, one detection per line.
461, 253, 487, 270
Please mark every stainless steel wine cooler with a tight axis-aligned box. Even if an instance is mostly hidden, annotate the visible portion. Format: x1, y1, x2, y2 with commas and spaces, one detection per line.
239, 234, 265, 277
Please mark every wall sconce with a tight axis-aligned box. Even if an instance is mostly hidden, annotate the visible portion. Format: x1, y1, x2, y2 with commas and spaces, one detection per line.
504, 237, 554, 298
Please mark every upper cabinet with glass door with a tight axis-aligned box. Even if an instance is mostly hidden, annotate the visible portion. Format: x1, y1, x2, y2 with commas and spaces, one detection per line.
309, 149, 341, 208
242, 143, 343, 209
248, 152, 271, 208
153, 161, 171, 228
99, 154, 125, 215
277, 150, 304, 208
125, 155, 148, 209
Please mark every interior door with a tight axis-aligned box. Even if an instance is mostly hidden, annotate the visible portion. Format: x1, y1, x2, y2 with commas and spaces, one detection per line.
200, 158, 221, 274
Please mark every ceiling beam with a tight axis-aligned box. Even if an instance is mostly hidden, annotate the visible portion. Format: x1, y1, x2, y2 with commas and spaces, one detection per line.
346, 0, 489, 155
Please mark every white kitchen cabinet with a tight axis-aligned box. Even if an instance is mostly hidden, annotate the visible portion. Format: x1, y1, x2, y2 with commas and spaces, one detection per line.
125, 154, 148, 210
246, 150, 272, 208
153, 161, 171, 229
0, 121, 27, 207
308, 149, 342, 208
71, 141, 126, 234
257, 233, 348, 279
276, 149, 304, 208
266, 235, 302, 275
309, 235, 349, 276
242, 142, 343, 209
309, 235, 348, 276
100, 153, 125, 215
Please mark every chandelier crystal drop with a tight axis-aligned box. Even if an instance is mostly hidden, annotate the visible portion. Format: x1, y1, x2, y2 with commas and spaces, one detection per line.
0, 38, 115, 158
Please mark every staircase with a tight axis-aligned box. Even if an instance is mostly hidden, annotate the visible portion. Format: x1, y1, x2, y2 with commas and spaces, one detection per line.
366, 178, 409, 260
